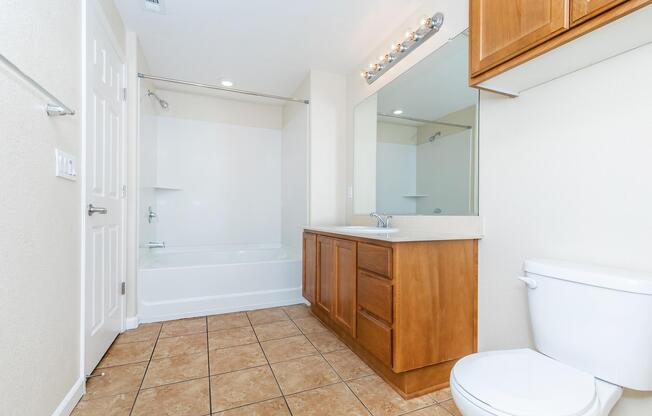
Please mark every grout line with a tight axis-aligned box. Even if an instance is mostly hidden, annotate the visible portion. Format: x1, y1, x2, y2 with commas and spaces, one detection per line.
128, 322, 163, 416
245, 311, 295, 416
204, 316, 212, 415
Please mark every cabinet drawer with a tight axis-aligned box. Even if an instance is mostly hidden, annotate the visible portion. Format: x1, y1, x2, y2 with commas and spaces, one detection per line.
358, 270, 393, 324
358, 243, 392, 278
357, 310, 392, 367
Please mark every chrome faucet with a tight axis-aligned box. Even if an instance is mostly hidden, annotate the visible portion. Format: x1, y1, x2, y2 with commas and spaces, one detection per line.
145, 241, 166, 249
370, 212, 393, 228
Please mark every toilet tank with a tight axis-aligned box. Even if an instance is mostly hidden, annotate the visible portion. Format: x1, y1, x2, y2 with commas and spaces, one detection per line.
523, 259, 652, 391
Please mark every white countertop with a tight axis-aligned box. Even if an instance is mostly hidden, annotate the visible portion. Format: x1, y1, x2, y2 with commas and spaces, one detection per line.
304, 225, 483, 243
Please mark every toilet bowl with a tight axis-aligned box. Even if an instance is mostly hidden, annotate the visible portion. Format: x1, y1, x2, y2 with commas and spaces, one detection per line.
449, 259, 652, 416
450, 349, 622, 416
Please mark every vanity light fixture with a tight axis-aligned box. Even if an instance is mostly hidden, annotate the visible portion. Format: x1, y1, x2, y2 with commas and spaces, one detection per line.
360, 12, 444, 84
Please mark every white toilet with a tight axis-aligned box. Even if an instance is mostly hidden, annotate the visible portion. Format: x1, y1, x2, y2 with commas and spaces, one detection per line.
450, 259, 652, 416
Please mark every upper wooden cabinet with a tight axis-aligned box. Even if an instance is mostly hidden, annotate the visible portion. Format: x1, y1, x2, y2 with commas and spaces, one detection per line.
470, 0, 569, 76
571, 0, 627, 24
469, 0, 652, 93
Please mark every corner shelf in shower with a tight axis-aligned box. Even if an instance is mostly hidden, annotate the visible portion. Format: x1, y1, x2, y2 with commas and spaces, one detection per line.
153, 185, 183, 191
402, 194, 429, 198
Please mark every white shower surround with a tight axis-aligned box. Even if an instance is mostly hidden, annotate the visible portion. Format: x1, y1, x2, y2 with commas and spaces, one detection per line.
138, 245, 302, 322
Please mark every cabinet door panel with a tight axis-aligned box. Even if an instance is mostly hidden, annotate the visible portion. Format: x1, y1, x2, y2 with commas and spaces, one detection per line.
316, 236, 334, 314
302, 233, 317, 303
357, 310, 392, 367
570, 0, 626, 25
470, 0, 569, 76
333, 238, 356, 337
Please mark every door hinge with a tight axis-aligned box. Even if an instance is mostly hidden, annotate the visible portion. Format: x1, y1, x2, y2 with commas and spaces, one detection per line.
122, 184, 127, 198
121, 282, 126, 295
122, 87, 127, 101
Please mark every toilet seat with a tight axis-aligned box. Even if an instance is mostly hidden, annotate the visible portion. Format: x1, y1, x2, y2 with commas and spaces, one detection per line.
451, 349, 599, 416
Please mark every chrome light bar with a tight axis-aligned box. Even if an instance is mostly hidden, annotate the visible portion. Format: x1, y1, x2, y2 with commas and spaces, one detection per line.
361, 12, 444, 84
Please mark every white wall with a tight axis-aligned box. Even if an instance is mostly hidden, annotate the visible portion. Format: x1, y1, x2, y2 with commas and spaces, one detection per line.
281, 79, 309, 251
309, 70, 348, 225
478, 42, 652, 415
0, 1, 82, 414
154, 116, 282, 246
353, 94, 378, 215
138, 77, 159, 248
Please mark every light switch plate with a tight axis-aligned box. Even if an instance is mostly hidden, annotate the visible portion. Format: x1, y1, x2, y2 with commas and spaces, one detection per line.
55, 149, 77, 181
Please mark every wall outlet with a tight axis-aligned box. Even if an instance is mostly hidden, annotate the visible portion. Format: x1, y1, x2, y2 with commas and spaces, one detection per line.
55, 149, 77, 181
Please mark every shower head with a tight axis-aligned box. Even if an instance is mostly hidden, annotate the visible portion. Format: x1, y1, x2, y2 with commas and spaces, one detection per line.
147, 89, 169, 109
428, 131, 442, 143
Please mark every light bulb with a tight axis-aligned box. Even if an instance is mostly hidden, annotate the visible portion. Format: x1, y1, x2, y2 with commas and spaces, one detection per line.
391, 43, 406, 54
220, 79, 234, 87
420, 16, 433, 29
392, 109, 403, 115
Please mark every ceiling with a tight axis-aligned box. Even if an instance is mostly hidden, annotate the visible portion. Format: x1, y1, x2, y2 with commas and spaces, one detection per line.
114, 0, 426, 100
376, 33, 477, 122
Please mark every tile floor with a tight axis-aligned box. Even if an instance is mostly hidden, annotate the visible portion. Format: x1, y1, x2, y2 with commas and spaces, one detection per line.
72, 304, 461, 416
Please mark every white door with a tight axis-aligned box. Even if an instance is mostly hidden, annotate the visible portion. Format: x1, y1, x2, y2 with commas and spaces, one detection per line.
84, 4, 126, 373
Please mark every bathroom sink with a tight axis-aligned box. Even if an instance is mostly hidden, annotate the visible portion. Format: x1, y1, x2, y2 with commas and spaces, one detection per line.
333, 226, 399, 234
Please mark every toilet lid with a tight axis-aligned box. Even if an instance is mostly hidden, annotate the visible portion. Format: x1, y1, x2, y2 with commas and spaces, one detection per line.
452, 349, 597, 416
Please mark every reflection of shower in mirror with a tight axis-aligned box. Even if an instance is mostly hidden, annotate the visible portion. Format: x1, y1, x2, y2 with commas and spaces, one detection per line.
428, 132, 442, 143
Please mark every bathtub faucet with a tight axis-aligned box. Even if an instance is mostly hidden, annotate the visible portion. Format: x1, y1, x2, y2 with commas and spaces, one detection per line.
146, 241, 166, 249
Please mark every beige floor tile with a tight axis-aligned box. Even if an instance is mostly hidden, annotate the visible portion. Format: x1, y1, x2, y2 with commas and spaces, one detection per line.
209, 343, 267, 375
260, 335, 318, 363
212, 397, 290, 416
283, 304, 313, 320
304, 331, 347, 353
142, 352, 209, 388
160, 317, 207, 338
153, 333, 207, 359
439, 400, 462, 416
429, 387, 452, 403
115, 323, 162, 344
83, 363, 147, 400
292, 317, 328, 334
270, 355, 340, 395
406, 405, 451, 416
285, 382, 370, 416
132, 378, 210, 416
253, 320, 301, 341
208, 326, 257, 349
72, 393, 136, 416
208, 312, 251, 332
97, 340, 155, 368
323, 349, 373, 381
210, 365, 281, 412
347, 375, 434, 416
247, 308, 290, 325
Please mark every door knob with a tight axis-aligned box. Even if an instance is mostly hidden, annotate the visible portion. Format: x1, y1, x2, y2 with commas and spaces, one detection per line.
88, 203, 108, 216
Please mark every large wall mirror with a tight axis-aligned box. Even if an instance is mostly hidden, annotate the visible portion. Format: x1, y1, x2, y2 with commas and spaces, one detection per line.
353, 32, 479, 216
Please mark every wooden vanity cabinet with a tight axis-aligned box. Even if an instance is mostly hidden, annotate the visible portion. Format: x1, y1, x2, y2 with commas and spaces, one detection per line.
302, 232, 316, 303
303, 230, 478, 399
469, 0, 652, 88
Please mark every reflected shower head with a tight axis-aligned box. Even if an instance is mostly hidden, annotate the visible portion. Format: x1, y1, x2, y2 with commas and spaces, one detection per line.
147, 89, 169, 109
428, 132, 442, 143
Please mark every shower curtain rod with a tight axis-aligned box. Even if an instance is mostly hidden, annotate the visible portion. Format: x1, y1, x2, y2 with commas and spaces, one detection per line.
138, 73, 310, 104
379, 113, 472, 129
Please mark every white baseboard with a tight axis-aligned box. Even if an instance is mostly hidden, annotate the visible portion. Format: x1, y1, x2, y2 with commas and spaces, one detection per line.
51, 376, 84, 416
125, 316, 140, 330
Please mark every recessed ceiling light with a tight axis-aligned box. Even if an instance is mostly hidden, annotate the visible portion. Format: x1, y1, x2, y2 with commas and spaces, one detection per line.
220, 79, 234, 88
393, 109, 403, 115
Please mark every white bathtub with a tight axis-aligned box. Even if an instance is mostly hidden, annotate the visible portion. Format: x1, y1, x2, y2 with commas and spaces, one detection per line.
138, 244, 303, 322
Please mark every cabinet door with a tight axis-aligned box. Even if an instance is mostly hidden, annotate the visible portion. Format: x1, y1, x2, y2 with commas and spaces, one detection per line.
470, 0, 569, 76
316, 236, 334, 314
570, 0, 626, 25
333, 238, 357, 337
302, 232, 317, 303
